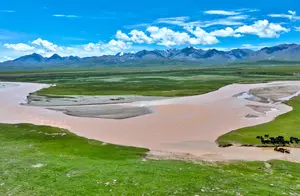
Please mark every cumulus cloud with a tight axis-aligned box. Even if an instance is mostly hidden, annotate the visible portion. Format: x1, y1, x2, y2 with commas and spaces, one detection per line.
147, 26, 192, 46
83, 43, 100, 52
186, 27, 219, 45
115, 30, 131, 41
83, 40, 130, 52
31, 38, 58, 52
116, 19, 289, 47
210, 27, 242, 37
116, 29, 152, 44
117, 26, 219, 46
129, 30, 152, 44
106, 40, 131, 51
235, 20, 289, 38
4, 43, 35, 51
204, 10, 240, 16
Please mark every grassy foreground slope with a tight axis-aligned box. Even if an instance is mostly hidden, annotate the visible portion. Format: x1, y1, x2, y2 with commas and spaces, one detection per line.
217, 97, 300, 147
1, 123, 300, 195
2, 65, 300, 97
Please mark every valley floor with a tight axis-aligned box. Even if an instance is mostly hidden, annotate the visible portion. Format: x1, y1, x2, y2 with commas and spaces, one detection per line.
2, 80, 300, 195
2, 81, 300, 162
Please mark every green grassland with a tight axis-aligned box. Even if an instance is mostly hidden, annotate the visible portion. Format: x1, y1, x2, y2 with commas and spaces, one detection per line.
2, 65, 300, 97
1, 123, 300, 196
217, 96, 300, 147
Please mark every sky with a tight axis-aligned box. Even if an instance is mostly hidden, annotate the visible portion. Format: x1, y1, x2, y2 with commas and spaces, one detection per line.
1, 0, 300, 61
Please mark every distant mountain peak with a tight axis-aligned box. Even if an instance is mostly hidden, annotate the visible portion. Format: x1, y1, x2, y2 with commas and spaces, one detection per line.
13, 53, 44, 62
49, 54, 62, 59
116, 52, 124, 57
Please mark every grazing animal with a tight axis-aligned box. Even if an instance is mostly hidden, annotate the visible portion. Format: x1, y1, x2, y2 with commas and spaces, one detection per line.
256, 135, 300, 148
274, 146, 291, 154
284, 149, 291, 154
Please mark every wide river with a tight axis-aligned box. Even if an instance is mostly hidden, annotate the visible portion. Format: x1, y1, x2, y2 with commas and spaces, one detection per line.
1, 81, 300, 162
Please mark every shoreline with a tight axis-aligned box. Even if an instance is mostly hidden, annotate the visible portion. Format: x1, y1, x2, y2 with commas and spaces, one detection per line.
1, 81, 300, 162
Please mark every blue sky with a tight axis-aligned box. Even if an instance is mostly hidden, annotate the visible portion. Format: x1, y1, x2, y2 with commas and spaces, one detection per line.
1, 0, 300, 61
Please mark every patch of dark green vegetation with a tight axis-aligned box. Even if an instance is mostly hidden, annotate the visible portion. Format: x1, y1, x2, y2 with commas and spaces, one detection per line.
217, 96, 300, 147
1, 123, 300, 195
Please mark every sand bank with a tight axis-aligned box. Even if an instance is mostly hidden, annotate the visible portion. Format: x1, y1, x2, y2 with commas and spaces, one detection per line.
26, 94, 165, 119
1, 81, 300, 162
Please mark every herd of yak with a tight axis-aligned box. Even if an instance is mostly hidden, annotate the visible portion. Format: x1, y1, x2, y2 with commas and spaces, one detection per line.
256, 135, 300, 154
219, 135, 299, 154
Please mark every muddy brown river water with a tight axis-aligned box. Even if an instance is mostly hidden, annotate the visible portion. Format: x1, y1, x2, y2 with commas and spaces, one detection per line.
1, 81, 300, 162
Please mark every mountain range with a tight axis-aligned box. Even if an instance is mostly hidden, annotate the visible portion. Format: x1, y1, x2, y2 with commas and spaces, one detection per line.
2, 43, 300, 69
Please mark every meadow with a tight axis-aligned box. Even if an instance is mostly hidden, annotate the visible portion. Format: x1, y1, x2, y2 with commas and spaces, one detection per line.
1, 123, 300, 196
1, 65, 300, 97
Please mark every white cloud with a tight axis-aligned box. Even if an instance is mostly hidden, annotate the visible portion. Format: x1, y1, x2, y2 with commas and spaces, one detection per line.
196, 19, 244, 28
295, 26, 300, 32
155, 14, 248, 28
31, 38, 58, 52
147, 26, 191, 46
133, 9, 254, 29
117, 29, 152, 44
247, 9, 260, 13
155, 16, 190, 26
186, 27, 219, 45
107, 40, 130, 51
268, 14, 294, 20
210, 27, 242, 37
0, 10, 15, 13
4, 43, 35, 51
83, 43, 100, 52
240, 43, 269, 50
227, 15, 249, 20
115, 30, 131, 41
53, 14, 79, 18
3, 56, 13, 61
82, 40, 130, 52
268, 11, 300, 20
235, 20, 289, 38
288, 10, 296, 16
204, 10, 240, 16
118, 18, 290, 46
117, 26, 219, 46
129, 30, 152, 44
